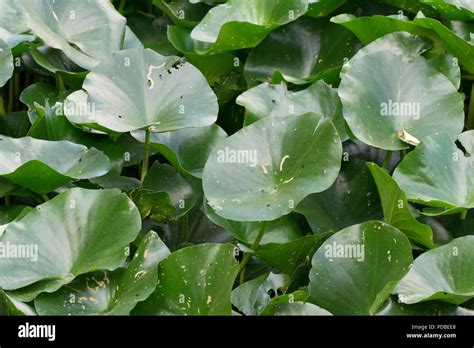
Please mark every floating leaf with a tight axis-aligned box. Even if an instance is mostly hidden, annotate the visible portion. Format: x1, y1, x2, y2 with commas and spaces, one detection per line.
203, 113, 342, 221
133, 243, 239, 315
0, 188, 141, 300
394, 236, 474, 304
0, 39, 13, 87
309, 221, 413, 315
421, 0, 474, 20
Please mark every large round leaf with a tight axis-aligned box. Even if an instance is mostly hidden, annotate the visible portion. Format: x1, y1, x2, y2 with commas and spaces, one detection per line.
0, 136, 110, 193
393, 131, 474, 209
339, 34, 465, 150
34, 231, 169, 315
0, 188, 141, 298
203, 113, 342, 221
308, 221, 413, 315
190, 0, 308, 53
421, 0, 474, 20
377, 296, 474, 315
17, 0, 126, 70
236, 80, 346, 138
367, 163, 434, 248
393, 236, 474, 304
244, 17, 357, 86
81, 48, 218, 133
133, 243, 239, 315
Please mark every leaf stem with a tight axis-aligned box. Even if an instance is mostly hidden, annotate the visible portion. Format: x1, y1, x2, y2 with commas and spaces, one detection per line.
382, 150, 393, 169
467, 82, 474, 130
118, 0, 126, 13
140, 127, 151, 184
7, 77, 14, 113
4, 196, 11, 206
41, 193, 49, 202
238, 221, 268, 284
460, 209, 468, 220
55, 74, 65, 92
182, 214, 189, 243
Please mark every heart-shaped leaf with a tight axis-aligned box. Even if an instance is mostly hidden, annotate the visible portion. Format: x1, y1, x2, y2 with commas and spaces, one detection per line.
244, 17, 357, 86
309, 221, 413, 315
0, 136, 110, 193
393, 236, 474, 304
34, 231, 170, 315
339, 33, 465, 150
203, 113, 342, 221
393, 131, 474, 209
0, 188, 141, 299
17, 0, 126, 70
190, 0, 308, 53
80, 48, 218, 133
236, 80, 346, 138
133, 243, 239, 315
367, 163, 434, 248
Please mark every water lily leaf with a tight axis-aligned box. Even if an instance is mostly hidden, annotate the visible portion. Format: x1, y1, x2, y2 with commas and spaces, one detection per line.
394, 236, 474, 304
236, 80, 346, 138
133, 243, 239, 315
339, 33, 465, 150
377, 296, 474, 315
296, 158, 382, 233
0, 188, 141, 300
132, 124, 227, 178
0, 39, 13, 87
232, 272, 289, 315
17, 0, 126, 70
307, 0, 346, 17
81, 48, 218, 133
0, 112, 30, 138
252, 233, 331, 275
421, 0, 474, 20
34, 231, 170, 315
259, 290, 308, 315
0, 289, 36, 316
0, 136, 110, 193
0, 205, 33, 236
190, 0, 308, 53
393, 131, 474, 209
203, 113, 342, 221
309, 221, 413, 315
272, 301, 332, 315
429, 52, 461, 88
244, 17, 357, 86
367, 163, 434, 248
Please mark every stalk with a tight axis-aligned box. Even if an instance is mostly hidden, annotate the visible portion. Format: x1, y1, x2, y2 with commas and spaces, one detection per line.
7, 77, 14, 113
140, 127, 151, 184
382, 150, 393, 169
41, 193, 49, 202
467, 83, 474, 130
4, 196, 11, 206
238, 221, 268, 284
460, 209, 468, 220
55, 74, 65, 92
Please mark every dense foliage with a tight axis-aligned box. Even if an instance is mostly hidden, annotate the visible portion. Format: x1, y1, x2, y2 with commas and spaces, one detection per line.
0, 0, 473, 316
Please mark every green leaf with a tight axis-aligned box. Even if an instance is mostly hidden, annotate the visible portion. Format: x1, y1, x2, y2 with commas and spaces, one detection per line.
339, 33, 465, 150
0, 205, 33, 236
393, 131, 474, 209
0, 39, 13, 87
244, 17, 357, 86
0, 136, 110, 193
307, 0, 346, 17
236, 80, 346, 138
0, 188, 141, 300
271, 301, 332, 315
421, 0, 474, 20
309, 221, 413, 315
231, 272, 289, 315
133, 243, 239, 315
0, 289, 36, 316
80, 48, 218, 133
203, 113, 342, 221
132, 124, 227, 178
393, 236, 474, 304
296, 158, 382, 233
153, 0, 211, 28
17, 0, 126, 70
377, 296, 474, 315
367, 163, 434, 248
190, 0, 308, 53
34, 231, 170, 315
